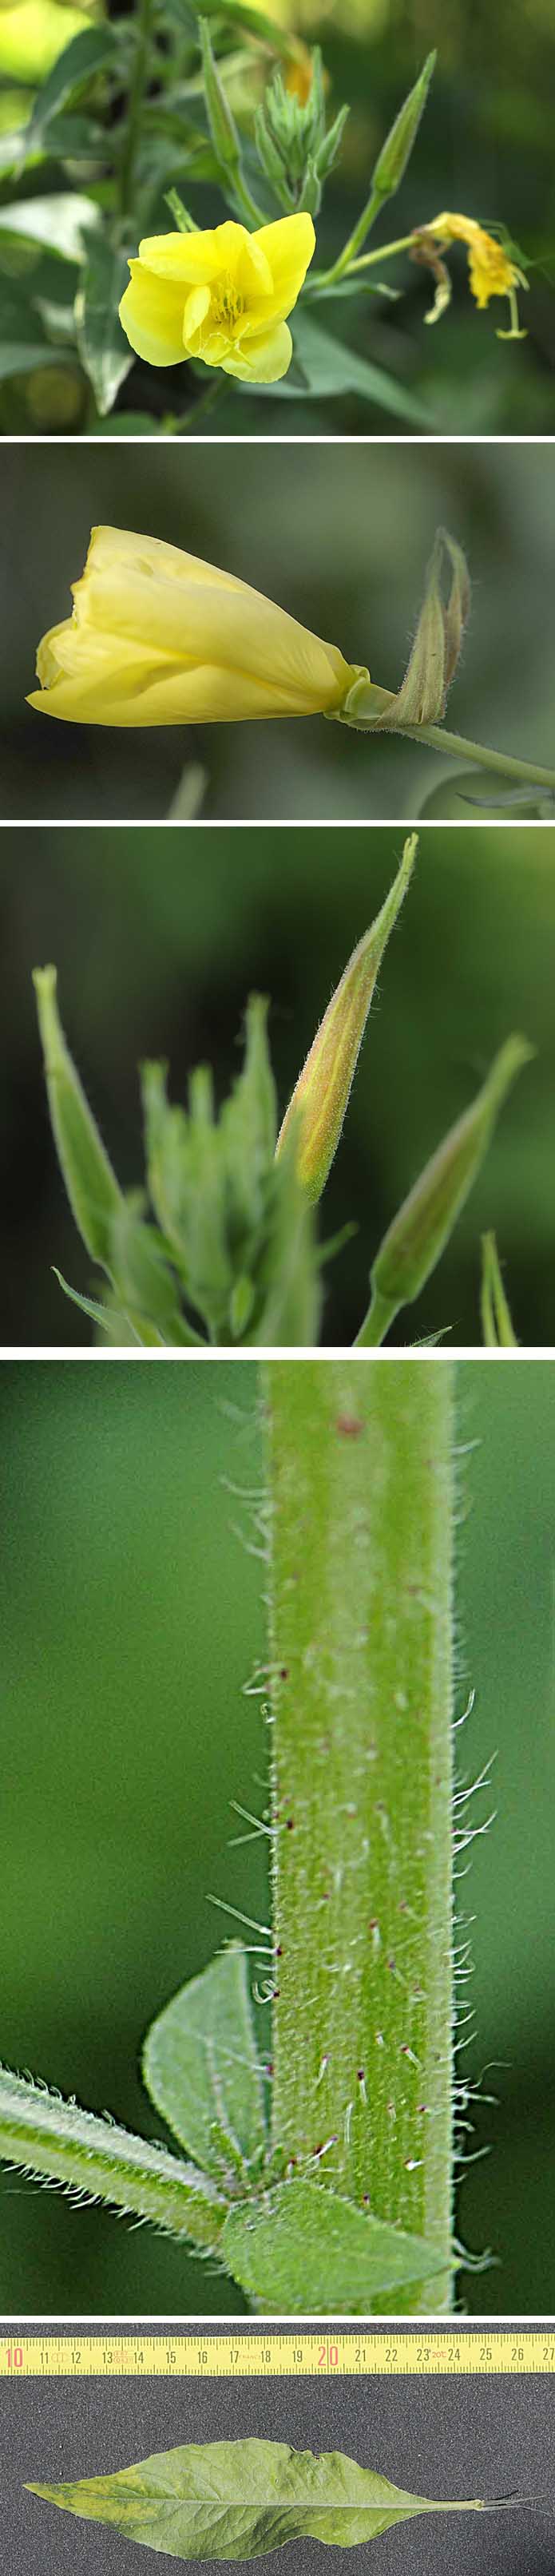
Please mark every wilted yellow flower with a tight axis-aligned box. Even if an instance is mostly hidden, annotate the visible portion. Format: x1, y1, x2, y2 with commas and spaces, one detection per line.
27, 525, 361, 728
426, 212, 527, 337
119, 213, 315, 385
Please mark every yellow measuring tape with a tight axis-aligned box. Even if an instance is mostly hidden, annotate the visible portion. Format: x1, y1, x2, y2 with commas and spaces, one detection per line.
1, 2331, 553, 2377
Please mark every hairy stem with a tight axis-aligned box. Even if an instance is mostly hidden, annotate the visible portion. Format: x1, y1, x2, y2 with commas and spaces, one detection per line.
264, 1359, 454, 2313
0, 2072, 226, 2249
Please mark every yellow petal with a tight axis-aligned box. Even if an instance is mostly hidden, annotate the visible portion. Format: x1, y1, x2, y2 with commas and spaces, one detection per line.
248, 212, 315, 316
119, 264, 186, 365
220, 319, 293, 382
137, 220, 247, 284
29, 525, 355, 727
182, 283, 212, 349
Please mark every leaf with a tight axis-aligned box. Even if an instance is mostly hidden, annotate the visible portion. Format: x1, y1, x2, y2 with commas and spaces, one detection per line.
221, 2178, 454, 2313
25, 2437, 492, 2561
272, 310, 432, 426
0, 271, 70, 376
26, 24, 115, 145
143, 1943, 268, 2179
52, 1266, 130, 1334
0, 191, 99, 262
75, 231, 133, 414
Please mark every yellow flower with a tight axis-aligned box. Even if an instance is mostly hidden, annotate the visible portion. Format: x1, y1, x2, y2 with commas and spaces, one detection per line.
27, 524, 361, 728
119, 213, 315, 385
426, 211, 528, 337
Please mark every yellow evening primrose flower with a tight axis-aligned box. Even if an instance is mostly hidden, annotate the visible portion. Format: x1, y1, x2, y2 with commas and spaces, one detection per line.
27, 524, 362, 728
426, 211, 528, 338
118, 213, 315, 385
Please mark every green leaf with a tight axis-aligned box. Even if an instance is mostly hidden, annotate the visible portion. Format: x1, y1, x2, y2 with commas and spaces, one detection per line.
25, 2437, 492, 2559
143, 1944, 268, 2178
221, 2179, 454, 2312
75, 231, 133, 414
52, 1267, 122, 1334
0, 191, 99, 262
275, 310, 432, 426
26, 24, 115, 144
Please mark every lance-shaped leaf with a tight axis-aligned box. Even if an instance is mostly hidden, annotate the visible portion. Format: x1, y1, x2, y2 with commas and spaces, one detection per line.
143, 1944, 268, 2180
221, 2178, 454, 2313
276, 836, 416, 1202
25, 2435, 497, 2560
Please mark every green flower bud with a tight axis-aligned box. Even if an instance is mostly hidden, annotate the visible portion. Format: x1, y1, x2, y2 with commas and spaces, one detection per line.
314, 101, 350, 183
371, 50, 436, 206
276, 834, 417, 1203
362, 1036, 533, 1343
199, 18, 241, 170
33, 965, 123, 1266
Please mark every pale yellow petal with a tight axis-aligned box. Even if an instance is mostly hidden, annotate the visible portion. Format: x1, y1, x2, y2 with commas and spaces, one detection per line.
248, 212, 315, 317
182, 282, 212, 348
138, 220, 247, 284
221, 319, 292, 382
119, 263, 186, 365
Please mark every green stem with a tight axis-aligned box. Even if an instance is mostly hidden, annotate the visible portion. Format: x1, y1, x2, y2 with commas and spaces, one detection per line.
310, 228, 415, 293
229, 164, 267, 228
166, 377, 228, 437
311, 185, 386, 291
265, 1360, 455, 2316
355, 1287, 400, 1346
119, 0, 155, 220
0, 2071, 226, 2251
407, 722, 555, 796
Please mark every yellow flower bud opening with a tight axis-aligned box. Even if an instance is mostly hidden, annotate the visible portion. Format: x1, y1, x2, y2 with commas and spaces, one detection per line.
119, 213, 315, 384
27, 524, 361, 728
426, 212, 528, 338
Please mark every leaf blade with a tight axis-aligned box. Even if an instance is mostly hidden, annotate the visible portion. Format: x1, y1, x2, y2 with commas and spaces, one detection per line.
24, 2439, 490, 2560
221, 2178, 455, 2312
143, 1943, 268, 2176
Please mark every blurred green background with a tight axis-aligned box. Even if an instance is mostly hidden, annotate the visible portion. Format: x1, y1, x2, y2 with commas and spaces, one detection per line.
4, 442, 555, 819
0, 1356, 553, 2316
2, 821, 555, 1347
1, 0, 554, 433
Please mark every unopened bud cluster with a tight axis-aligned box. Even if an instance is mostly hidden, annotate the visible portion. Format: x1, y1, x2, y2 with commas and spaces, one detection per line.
256, 50, 349, 216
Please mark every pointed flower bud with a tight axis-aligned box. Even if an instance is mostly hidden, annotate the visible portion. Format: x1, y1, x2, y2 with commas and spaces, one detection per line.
199, 18, 241, 172
361, 1036, 533, 1343
276, 834, 417, 1203
371, 51, 436, 205
33, 965, 123, 1266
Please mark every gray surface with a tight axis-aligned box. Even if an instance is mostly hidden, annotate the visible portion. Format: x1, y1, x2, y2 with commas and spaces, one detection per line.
1, 2325, 554, 2576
